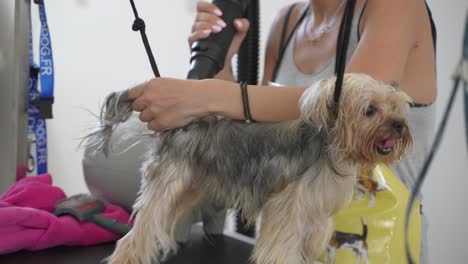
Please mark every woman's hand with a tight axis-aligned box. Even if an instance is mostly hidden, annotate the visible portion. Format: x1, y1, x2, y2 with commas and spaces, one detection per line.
127, 78, 217, 131
189, 1, 250, 80
127, 77, 307, 129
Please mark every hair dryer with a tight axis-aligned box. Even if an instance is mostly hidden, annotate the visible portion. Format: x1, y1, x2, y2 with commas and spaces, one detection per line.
187, 0, 250, 80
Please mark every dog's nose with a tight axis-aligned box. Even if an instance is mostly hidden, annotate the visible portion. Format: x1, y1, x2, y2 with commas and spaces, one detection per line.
392, 121, 405, 134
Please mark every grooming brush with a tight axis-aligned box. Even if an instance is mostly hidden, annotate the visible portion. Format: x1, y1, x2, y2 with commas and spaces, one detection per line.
54, 193, 131, 236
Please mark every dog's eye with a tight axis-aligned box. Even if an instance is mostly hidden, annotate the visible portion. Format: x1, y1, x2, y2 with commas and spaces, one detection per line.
365, 105, 376, 117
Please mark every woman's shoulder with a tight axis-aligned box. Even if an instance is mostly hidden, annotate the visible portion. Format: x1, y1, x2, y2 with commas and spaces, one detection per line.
262, 2, 308, 84
359, 0, 430, 32
352, 0, 437, 105
271, 2, 308, 38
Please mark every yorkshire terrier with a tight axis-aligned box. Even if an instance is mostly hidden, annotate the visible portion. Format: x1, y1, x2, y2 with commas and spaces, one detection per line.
85, 73, 412, 264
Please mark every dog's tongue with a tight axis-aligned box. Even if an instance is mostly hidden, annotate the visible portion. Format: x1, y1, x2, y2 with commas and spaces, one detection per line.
379, 138, 398, 148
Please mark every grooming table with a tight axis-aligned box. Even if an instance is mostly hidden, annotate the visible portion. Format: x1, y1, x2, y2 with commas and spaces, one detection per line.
0, 225, 254, 264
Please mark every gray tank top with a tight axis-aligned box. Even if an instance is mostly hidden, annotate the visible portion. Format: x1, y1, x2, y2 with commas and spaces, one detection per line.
274, 1, 436, 196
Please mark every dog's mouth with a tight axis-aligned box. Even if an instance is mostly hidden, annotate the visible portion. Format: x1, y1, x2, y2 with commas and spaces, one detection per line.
376, 138, 399, 155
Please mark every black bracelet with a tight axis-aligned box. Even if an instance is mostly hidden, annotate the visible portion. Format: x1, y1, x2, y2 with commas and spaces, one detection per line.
240, 82, 255, 123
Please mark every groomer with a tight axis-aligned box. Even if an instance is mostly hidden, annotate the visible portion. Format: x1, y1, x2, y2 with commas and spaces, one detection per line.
128, 0, 437, 262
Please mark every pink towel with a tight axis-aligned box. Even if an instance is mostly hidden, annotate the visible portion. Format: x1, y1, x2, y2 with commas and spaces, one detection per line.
0, 174, 130, 254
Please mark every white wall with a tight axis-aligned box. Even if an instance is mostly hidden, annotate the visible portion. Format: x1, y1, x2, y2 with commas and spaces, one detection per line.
421, 1, 468, 263
33, 0, 467, 262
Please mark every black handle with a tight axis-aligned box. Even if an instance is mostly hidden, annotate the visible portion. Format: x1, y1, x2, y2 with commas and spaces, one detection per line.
90, 214, 132, 236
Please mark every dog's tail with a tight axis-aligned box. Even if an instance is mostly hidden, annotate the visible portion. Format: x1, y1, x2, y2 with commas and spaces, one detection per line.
361, 218, 368, 240
81, 90, 134, 157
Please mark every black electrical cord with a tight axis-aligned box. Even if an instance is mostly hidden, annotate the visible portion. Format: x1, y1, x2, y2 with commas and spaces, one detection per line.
465, 82, 468, 151
237, 0, 260, 85
464, 11, 468, 152
129, 0, 161, 77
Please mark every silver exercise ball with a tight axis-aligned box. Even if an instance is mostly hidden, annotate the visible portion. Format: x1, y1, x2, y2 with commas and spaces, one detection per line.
82, 113, 148, 211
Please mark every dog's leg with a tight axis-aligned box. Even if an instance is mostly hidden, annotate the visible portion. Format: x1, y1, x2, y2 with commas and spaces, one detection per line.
368, 193, 376, 207
328, 247, 336, 264
173, 207, 196, 244
201, 203, 227, 235
170, 189, 204, 242
354, 188, 364, 201
362, 250, 369, 264
324, 247, 333, 264
254, 183, 334, 264
323, 248, 329, 264
354, 251, 362, 264
107, 162, 201, 264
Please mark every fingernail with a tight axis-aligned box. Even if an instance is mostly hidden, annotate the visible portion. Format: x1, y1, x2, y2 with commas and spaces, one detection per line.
234, 20, 243, 29
214, 9, 222, 16
202, 29, 212, 35
212, 25, 222, 33
217, 20, 227, 28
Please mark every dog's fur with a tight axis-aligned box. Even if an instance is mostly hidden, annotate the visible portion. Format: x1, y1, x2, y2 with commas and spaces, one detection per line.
86, 74, 412, 264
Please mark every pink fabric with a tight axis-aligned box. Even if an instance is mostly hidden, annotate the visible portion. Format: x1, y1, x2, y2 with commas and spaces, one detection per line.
0, 174, 130, 254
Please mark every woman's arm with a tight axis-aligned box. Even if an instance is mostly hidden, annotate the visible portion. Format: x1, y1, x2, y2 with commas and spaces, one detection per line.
209, 0, 435, 122
129, 0, 436, 131
128, 3, 308, 131
206, 79, 306, 122
127, 78, 306, 131
347, 0, 436, 104
209, 0, 437, 121
210, 3, 308, 123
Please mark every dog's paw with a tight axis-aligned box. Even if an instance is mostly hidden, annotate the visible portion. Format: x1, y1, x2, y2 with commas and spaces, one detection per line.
106, 237, 155, 264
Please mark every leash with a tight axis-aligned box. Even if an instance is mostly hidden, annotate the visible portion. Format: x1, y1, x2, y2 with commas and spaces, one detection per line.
27, 0, 55, 175
333, 0, 357, 117
128, 0, 161, 77
404, 11, 468, 264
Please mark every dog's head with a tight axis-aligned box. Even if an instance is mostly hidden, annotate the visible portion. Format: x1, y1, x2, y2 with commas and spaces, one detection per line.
299, 73, 412, 166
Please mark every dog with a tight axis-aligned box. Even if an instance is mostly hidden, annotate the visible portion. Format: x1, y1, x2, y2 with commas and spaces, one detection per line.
325, 218, 369, 264
354, 168, 390, 206
85, 73, 412, 264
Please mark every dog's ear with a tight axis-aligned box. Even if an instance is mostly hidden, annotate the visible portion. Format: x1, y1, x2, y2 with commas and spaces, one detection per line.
298, 78, 334, 131
395, 90, 413, 111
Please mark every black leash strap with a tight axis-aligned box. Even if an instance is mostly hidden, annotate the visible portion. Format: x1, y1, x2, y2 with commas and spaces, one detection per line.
404, 11, 468, 264
333, 0, 357, 116
129, 0, 161, 77
465, 81, 468, 152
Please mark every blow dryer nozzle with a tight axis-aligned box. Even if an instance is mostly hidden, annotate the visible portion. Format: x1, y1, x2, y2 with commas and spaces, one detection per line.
187, 0, 250, 80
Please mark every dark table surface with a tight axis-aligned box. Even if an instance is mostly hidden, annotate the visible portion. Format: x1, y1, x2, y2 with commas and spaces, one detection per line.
0, 225, 254, 264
